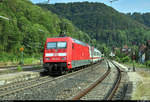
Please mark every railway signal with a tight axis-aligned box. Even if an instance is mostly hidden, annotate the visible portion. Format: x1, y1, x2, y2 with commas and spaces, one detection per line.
20, 47, 24, 65
20, 47, 24, 52
39, 0, 50, 4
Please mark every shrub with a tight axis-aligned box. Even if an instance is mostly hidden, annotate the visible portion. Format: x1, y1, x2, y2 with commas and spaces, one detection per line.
121, 56, 130, 63
115, 56, 120, 62
145, 60, 150, 66
17, 65, 22, 71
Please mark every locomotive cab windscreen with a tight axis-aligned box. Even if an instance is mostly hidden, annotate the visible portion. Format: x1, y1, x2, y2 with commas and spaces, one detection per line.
47, 42, 67, 49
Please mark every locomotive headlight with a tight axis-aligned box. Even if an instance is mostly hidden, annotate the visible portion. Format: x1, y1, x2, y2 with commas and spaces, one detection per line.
68, 62, 71, 65
61, 57, 66, 60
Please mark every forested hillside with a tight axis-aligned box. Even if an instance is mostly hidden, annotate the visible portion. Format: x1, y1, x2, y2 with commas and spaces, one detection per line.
38, 2, 150, 49
128, 12, 150, 28
0, 0, 91, 58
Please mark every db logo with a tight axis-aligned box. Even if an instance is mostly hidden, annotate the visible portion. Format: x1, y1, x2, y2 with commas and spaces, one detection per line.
54, 53, 58, 56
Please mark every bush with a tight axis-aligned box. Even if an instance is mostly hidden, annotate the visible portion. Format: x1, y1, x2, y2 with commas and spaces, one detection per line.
0, 52, 42, 64
0, 52, 18, 62
17, 65, 22, 71
145, 60, 150, 66
121, 56, 130, 63
115, 56, 120, 62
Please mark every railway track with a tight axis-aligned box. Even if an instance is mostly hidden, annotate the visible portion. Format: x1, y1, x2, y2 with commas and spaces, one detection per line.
0, 64, 42, 69
0, 76, 49, 94
71, 60, 122, 100
0, 62, 101, 99
0, 64, 43, 75
0, 76, 51, 98
104, 60, 122, 100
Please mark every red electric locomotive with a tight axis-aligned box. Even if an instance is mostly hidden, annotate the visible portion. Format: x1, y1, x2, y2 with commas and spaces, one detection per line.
43, 37, 102, 74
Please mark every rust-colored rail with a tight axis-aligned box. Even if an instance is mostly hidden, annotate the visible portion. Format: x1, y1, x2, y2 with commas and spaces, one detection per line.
104, 60, 122, 100
71, 60, 110, 100
0, 64, 41, 69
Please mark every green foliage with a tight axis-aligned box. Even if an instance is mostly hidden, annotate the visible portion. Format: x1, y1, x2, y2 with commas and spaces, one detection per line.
115, 56, 120, 62
121, 56, 131, 63
103, 46, 110, 57
32, 65, 41, 69
0, 53, 41, 66
17, 65, 22, 71
115, 49, 131, 63
23, 57, 40, 65
145, 60, 150, 67
115, 49, 126, 58
0, 0, 91, 61
0, 52, 18, 62
129, 12, 150, 28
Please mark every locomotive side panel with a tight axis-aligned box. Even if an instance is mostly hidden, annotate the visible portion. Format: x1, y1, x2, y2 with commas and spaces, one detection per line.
71, 41, 90, 68
66, 38, 72, 69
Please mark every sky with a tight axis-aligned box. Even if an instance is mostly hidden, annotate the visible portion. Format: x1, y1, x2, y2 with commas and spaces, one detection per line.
31, 0, 150, 13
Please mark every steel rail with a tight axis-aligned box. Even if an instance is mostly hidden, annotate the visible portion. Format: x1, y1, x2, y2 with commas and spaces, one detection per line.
0, 62, 101, 97
104, 60, 122, 100
0, 76, 49, 92
71, 60, 111, 100
0, 64, 42, 69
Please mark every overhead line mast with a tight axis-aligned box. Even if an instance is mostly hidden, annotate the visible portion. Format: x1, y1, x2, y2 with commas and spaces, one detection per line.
40, 0, 50, 4
110, 0, 119, 4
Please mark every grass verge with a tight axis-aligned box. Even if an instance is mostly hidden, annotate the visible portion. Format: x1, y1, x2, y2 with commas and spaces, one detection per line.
122, 61, 149, 69
0, 57, 42, 67
132, 71, 150, 100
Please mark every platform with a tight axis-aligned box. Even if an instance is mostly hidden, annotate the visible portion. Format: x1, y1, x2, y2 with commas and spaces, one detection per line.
112, 61, 129, 71
0, 71, 40, 86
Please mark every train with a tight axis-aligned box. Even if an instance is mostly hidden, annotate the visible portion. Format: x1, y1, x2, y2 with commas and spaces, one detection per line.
43, 37, 103, 75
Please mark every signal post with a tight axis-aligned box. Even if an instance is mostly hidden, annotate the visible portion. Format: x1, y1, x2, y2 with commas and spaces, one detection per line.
20, 47, 24, 65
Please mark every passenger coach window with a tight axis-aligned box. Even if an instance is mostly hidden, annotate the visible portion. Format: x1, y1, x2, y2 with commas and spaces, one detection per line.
57, 42, 67, 49
47, 42, 56, 49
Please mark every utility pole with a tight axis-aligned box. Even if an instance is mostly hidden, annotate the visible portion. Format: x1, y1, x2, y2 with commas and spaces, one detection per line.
20, 47, 24, 65
132, 42, 136, 72
91, 46, 94, 71
59, 21, 67, 37
132, 51, 135, 72
109, 0, 119, 7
